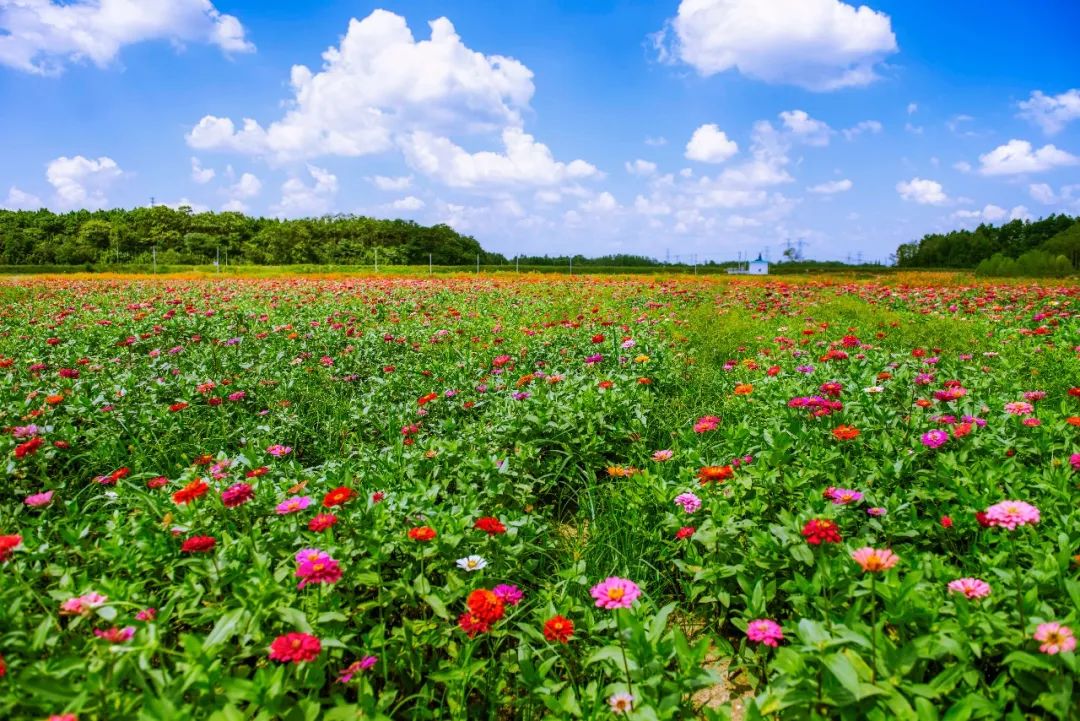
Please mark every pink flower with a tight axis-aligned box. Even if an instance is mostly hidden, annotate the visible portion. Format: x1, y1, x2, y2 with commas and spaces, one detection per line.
221, 482, 254, 508
746, 619, 784, 647
267, 444, 293, 457
826, 487, 863, 505
590, 577, 641, 610
947, 578, 991, 599
1004, 401, 1034, 416
1070, 453, 1080, 471
60, 592, 108, 615
24, 490, 54, 508
1034, 623, 1075, 654
651, 449, 674, 462
867, 507, 887, 517
493, 584, 524, 606
136, 608, 157, 621
851, 547, 899, 573
94, 626, 135, 644
337, 655, 378, 683
276, 495, 312, 515
673, 492, 702, 514
920, 429, 949, 449
984, 500, 1040, 530
294, 549, 342, 589
693, 415, 720, 433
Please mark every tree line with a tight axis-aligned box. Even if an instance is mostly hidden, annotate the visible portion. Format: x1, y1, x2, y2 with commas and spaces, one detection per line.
0, 206, 507, 267
895, 214, 1080, 276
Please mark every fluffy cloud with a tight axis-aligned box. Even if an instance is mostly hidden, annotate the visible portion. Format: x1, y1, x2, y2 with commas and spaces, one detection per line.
953, 204, 1029, 223
1029, 183, 1057, 205
0, 0, 252, 75
625, 159, 658, 176
371, 175, 413, 191
841, 120, 882, 140
808, 179, 852, 194
229, 173, 262, 199
779, 110, 832, 146
399, 127, 598, 188
191, 158, 215, 184
978, 139, 1079, 175
685, 124, 739, 163
187, 10, 535, 161
581, 191, 618, 213
391, 195, 425, 211
3, 186, 43, 210
272, 165, 338, 217
657, 0, 897, 91
896, 177, 948, 205
46, 155, 122, 208
1017, 89, 1080, 135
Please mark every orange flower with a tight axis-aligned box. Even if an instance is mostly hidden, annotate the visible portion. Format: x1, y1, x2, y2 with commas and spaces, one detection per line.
915, 399, 932, 409
543, 615, 574, 643
322, 486, 355, 508
408, 526, 436, 542
698, 465, 734, 485
1067, 416, 1080, 427
734, 383, 754, 395
45, 394, 64, 405
515, 374, 535, 388
832, 425, 860, 441
467, 589, 505, 624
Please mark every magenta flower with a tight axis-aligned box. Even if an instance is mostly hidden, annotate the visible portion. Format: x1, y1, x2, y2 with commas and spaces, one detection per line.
867, 507, 887, 517
94, 626, 135, 644
590, 577, 641, 610
267, 444, 293, 457
60, 592, 108, 615
24, 490, 54, 508
947, 578, 991, 599
673, 492, 702, 514
920, 429, 949, 449
1034, 623, 1076, 655
294, 548, 342, 589
984, 500, 1040, 530
1070, 453, 1080, 471
276, 495, 312, 515
746, 619, 784, 647
826, 487, 863, 505
221, 482, 254, 508
337, 655, 378, 683
493, 584, 524, 606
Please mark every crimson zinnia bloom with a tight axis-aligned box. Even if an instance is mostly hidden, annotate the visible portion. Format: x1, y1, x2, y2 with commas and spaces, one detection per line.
172, 479, 209, 505
221, 482, 254, 508
0, 534, 22, 561
246, 466, 269, 478
675, 526, 696, 540
458, 612, 491, 638
466, 589, 505, 624
697, 465, 734, 485
802, 519, 842, 545
180, 536, 216, 553
14, 436, 44, 459
322, 486, 355, 508
543, 615, 574, 643
169, 402, 189, 412
309, 513, 338, 532
268, 632, 322, 663
408, 526, 436, 542
475, 517, 506, 535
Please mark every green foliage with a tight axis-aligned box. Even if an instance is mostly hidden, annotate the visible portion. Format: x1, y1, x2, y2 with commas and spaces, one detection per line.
897, 214, 1079, 271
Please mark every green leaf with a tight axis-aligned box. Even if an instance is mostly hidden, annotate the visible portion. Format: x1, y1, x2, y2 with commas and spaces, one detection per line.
203, 608, 246, 650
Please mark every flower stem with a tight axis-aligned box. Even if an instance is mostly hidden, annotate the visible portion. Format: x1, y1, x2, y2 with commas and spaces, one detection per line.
869, 573, 878, 684
616, 611, 634, 697
1011, 535, 1026, 633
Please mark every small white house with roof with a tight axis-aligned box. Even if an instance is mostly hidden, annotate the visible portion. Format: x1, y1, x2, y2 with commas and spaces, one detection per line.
727, 254, 770, 275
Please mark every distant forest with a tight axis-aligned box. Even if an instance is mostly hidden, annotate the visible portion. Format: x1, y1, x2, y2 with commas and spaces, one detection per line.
895, 213, 1080, 276
0, 206, 506, 266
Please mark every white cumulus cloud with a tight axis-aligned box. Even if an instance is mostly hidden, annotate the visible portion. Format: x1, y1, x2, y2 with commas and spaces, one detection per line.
272, 165, 338, 217
625, 159, 658, 176
978, 139, 1079, 175
841, 120, 882, 140
371, 175, 413, 191
657, 0, 898, 91
46, 155, 122, 209
779, 110, 832, 146
896, 177, 948, 205
808, 179, 852, 194
0, 0, 253, 75
685, 124, 739, 163
191, 157, 215, 184
1017, 89, 1080, 135
3, 186, 43, 210
391, 195, 425, 211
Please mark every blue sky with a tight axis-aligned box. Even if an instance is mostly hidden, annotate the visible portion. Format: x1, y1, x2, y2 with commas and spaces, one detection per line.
1, 0, 1079, 262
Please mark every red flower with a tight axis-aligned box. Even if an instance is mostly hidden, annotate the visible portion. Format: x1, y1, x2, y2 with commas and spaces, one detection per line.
417, 392, 438, 406
371, 491, 386, 503
408, 526, 436, 542
246, 466, 269, 478
801, 519, 842, 545
940, 515, 953, 528
180, 536, 216, 553
832, 425, 860, 441
591, 334, 605, 343
475, 517, 506, 535
169, 402, 189, 412
221, 482, 254, 508
543, 615, 574, 643
466, 589, 505, 624
952, 423, 973, 438
14, 437, 44, 459
1069, 387, 1080, 398
0, 653, 6, 677
147, 476, 169, 489
172, 479, 209, 505
675, 526, 696, 540
0, 534, 23, 561
697, 465, 734, 485
268, 632, 322, 664
322, 486, 355, 508
458, 612, 490, 638
975, 511, 991, 528
309, 513, 338, 532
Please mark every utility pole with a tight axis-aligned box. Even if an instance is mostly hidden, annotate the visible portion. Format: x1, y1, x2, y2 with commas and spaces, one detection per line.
569, 256, 573, 275
375, 247, 379, 273
216, 246, 220, 273
429, 253, 432, 275
149, 196, 155, 207
153, 246, 157, 274
515, 256, 519, 273
476, 254, 479, 273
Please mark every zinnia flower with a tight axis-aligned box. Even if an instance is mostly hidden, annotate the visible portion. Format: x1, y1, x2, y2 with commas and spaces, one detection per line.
308, 513, 338, 532
467, 589, 505, 624
832, 425, 860, 441
322, 486, 354, 508
180, 536, 216, 553
0, 534, 21, 561
651, 449, 674, 461
337, 656, 377, 683
984, 500, 1040, 530
590, 577, 640, 610
408, 526, 436, 542
268, 632, 322, 663
608, 693, 634, 714
493, 584, 523, 605
24, 490, 54, 508
1034, 622, 1076, 655
276, 496, 312, 515
295, 550, 342, 589
456, 555, 487, 572
746, 619, 784, 647
851, 547, 899, 572
543, 615, 574, 643
221, 482, 254, 508
826, 487, 863, 505
172, 479, 209, 505
266, 444, 293, 457
697, 465, 733, 485
673, 492, 701, 514
475, 516, 507, 535
94, 626, 135, 644
802, 519, 841, 545
947, 578, 991, 599
920, 430, 949, 449
675, 526, 696, 540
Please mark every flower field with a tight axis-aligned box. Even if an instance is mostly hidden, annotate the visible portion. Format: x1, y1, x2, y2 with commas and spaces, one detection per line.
1, 274, 1078, 720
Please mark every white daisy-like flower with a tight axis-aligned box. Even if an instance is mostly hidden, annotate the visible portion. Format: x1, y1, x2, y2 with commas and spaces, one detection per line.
456, 555, 487, 572
864, 386, 884, 394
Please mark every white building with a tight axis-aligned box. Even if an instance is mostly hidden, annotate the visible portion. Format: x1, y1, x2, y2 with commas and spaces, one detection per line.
727, 254, 770, 275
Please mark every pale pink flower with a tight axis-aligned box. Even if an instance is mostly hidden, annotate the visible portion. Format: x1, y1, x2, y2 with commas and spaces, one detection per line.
651, 449, 674, 462
673, 492, 702, 514
1034, 622, 1075, 655
851, 547, 899, 573
947, 578, 991, 599
1004, 401, 1034, 416
984, 500, 1040, 530
60, 592, 108, 616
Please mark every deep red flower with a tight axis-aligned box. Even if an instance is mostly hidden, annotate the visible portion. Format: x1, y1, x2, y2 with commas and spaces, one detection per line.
697, 465, 734, 485
221, 482, 254, 508
180, 536, 216, 553
591, 334, 605, 343
543, 615, 574, 643
0, 534, 23, 561
675, 526, 696, 540
458, 612, 490, 637
801, 519, 842, 545
309, 513, 338, 532
475, 517, 506, 535
322, 486, 355, 508
169, 402, 189, 412
940, 515, 953, 528
371, 491, 386, 503
975, 511, 991, 528
172, 479, 209, 505
14, 437, 44, 459
268, 632, 322, 663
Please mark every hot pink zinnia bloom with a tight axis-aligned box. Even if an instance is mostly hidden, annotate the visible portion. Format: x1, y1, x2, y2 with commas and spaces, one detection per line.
746, 619, 784, 647
25, 490, 54, 507
1070, 453, 1080, 471
984, 500, 1040, 530
827, 487, 863, 505
295, 550, 342, 589
221, 482, 254, 508
337, 655, 378, 683
94, 626, 135, 644
60, 592, 108, 615
276, 495, 312, 514
1004, 401, 1033, 416
267, 444, 293, 457
920, 429, 949, 449
947, 578, 991, 599
493, 584, 524, 606
674, 492, 702, 514
1034, 622, 1075, 655
851, 547, 899, 572
590, 577, 641, 609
